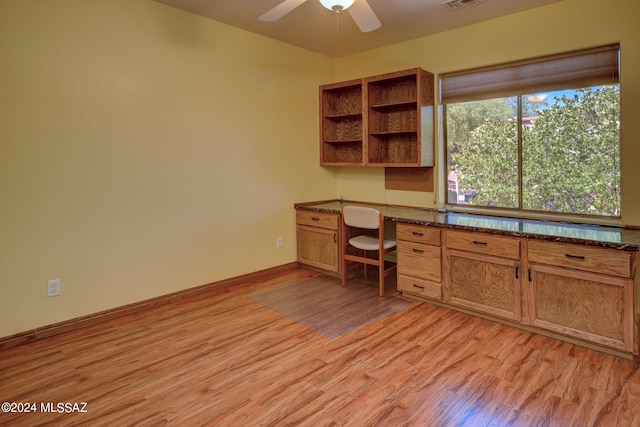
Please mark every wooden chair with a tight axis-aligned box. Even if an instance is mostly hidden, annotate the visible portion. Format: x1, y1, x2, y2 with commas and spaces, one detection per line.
341, 206, 397, 296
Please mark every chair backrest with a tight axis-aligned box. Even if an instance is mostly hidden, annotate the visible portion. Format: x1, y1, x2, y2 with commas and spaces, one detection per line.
342, 206, 381, 230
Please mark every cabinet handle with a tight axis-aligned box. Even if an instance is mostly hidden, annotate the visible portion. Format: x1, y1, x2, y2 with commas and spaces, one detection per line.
412, 248, 425, 254
565, 253, 585, 260
472, 241, 488, 245
311, 217, 320, 221
333, 233, 337, 243
528, 267, 532, 282
412, 284, 425, 290
412, 231, 424, 237
515, 265, 519, 279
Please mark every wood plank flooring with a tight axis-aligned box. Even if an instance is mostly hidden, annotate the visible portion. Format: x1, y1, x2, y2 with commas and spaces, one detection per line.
0, 266, 639, 426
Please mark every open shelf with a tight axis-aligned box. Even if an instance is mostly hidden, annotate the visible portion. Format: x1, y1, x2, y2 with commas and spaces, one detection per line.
368, 134, 421, 166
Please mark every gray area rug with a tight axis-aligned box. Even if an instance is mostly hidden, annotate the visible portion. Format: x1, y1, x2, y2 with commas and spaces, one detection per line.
249, 275, 412, 338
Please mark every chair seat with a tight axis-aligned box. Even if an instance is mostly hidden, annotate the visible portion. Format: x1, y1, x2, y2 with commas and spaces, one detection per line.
349, 235, 397, 251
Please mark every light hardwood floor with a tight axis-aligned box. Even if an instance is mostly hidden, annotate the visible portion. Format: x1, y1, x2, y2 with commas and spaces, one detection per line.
0, 266, 639, 426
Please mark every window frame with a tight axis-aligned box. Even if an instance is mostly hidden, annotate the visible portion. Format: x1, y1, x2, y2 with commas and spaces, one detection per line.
440, 45, 621, 225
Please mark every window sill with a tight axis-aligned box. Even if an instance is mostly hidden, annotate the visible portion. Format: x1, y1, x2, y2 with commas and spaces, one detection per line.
443, 205, 623, 228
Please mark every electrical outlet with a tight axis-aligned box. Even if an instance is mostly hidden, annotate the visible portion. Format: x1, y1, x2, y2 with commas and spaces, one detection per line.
276, 237, 283, 248
47, 279, 61, 297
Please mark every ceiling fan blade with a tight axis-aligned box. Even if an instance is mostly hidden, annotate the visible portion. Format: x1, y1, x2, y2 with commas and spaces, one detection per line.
259, 0, 308, 22
348, 0, 381, 32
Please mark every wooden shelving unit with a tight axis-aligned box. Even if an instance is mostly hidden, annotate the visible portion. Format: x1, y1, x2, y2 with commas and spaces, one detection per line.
366, 68, 434, 167
319, 68, 434, 167
319, 79, 365, 166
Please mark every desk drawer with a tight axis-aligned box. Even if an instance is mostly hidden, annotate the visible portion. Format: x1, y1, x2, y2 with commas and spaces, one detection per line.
445, 230, 520, 260
528, 240, 632, 278
296, 210, 338, 230
397, 241, 441, 282
398, 275, 442, 300
397, 223, 441, 246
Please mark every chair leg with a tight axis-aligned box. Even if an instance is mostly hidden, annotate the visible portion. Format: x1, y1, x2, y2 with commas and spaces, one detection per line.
341, 246, 347, 287
363, 250, 368, 278
379, 257, 384, 297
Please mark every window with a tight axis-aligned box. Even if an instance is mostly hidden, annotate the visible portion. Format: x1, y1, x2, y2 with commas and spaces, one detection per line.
442, 45, 620, 219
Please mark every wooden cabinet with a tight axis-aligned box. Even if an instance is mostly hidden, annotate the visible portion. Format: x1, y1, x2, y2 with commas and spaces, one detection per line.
440, 230, 637, 355
397, 223, 442, 300
320, 79, 364, 166
319, 68, 434, 167
366, 68, 434, 167
295, 202, 638, 356
526, 240, 636, 353
296, 211, 340, 274
444, 230, 522, 322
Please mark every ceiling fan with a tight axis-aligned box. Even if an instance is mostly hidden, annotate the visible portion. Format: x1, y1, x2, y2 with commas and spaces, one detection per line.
259, 0, 382, 33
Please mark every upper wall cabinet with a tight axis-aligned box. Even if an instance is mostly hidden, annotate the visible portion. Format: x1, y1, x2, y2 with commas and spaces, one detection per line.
319, 68, 434, 167
320, 79, 365, 166
366, 68, 434, 167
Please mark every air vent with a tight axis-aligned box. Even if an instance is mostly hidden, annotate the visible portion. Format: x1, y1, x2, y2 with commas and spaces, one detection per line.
442, 0, 483, 9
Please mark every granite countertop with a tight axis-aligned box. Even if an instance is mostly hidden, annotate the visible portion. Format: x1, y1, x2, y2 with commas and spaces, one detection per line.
295, 200, 640, 251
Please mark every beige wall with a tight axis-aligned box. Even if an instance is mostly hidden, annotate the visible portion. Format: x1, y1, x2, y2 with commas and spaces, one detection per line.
1, 0, 639, 338
332, 0, 640, 225
0, 0, 335, 337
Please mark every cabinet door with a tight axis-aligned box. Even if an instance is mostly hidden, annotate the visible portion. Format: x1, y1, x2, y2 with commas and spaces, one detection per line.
445, 249, 522, 321
296, 225, 339, 273
527, 264, 634, 352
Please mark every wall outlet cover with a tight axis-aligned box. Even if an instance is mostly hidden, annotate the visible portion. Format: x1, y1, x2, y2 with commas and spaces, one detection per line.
47, 279, 61, 297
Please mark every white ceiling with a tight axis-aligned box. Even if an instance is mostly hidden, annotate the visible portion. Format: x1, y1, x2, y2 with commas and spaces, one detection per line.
153, 0, 564, 57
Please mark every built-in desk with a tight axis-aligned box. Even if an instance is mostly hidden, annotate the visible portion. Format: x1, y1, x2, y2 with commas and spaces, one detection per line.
296, 200, 640, 250
295, 200, 640, 358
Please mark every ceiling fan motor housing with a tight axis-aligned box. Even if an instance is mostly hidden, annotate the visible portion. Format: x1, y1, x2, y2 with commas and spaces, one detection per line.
319, 0, 355, 13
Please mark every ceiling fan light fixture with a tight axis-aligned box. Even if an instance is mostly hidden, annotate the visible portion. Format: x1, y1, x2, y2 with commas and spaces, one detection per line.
319, 0, 355, 13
